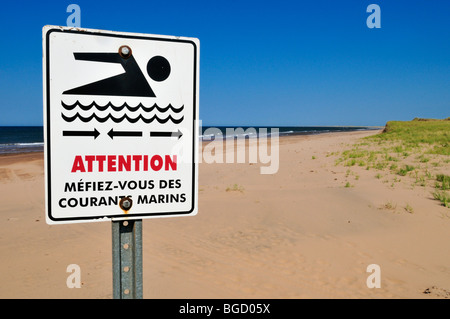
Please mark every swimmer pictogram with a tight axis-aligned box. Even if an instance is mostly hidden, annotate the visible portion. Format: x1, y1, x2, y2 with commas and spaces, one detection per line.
63, 52, 171, 98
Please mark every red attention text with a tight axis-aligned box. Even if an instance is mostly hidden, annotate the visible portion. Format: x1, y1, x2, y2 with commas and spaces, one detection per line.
71, 155, 177, 173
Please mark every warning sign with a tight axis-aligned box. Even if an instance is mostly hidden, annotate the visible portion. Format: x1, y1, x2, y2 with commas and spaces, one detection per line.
43, 26, 199, 224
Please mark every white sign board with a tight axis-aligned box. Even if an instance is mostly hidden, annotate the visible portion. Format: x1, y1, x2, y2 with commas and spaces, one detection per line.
43, 26, 199, 224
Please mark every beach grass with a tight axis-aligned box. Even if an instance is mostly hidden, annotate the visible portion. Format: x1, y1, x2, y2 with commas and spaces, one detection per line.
404, 203, 414, 214
335, 118, 450, 207
226, 183, 245, 193
367, 118, 450, 156
436, 174, 450, 191
433, 191, 450, 208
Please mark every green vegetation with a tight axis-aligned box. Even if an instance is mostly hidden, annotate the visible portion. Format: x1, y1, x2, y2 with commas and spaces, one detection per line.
436, 174, 450, 191
334, 118, 450, 208
433, 191, 450, 208
397, 165, 415, 176
404, 203, 414, 214
226, 184, 245, 193
367, 118, 450, 155
382, 201, 397, 211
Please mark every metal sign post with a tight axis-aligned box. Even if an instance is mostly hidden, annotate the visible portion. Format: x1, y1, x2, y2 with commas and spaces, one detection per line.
112, 219, 143, 299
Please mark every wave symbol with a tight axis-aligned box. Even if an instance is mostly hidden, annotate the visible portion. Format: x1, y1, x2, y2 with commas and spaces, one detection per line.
61, 112, 184, 124
61, 101, 184, 113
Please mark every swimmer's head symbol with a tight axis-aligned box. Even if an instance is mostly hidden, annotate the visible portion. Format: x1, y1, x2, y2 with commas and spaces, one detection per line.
147, 56, 171, 82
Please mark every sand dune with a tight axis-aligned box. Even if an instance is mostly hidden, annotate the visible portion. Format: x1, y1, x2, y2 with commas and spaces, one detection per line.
0, 131, 449, 298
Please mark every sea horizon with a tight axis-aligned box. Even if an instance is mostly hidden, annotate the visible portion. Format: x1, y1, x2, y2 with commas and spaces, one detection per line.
0, 125, 382, 155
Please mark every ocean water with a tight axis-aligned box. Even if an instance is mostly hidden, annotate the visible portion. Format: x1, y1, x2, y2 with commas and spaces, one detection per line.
0, 126, 44, 154
0, 125, 377, 154
200, 126, 377, 140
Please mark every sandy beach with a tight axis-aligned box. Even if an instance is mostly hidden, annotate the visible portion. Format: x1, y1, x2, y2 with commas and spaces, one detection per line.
0, 129, 449, 299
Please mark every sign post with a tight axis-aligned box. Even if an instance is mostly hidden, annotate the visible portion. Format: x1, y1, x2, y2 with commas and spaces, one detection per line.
43, 25, 199, 299
112, 219, 143, 299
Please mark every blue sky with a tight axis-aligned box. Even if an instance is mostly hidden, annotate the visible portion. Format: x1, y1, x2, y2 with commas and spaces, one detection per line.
0, 0, 448, 126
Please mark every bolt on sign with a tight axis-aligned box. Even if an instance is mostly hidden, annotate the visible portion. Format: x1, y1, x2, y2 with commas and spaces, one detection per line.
43, 26, 199, 224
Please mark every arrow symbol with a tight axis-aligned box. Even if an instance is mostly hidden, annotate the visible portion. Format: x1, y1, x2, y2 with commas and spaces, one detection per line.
108, 128, 143, 139
63, 129, 100, 139
150, 129, 183, 140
